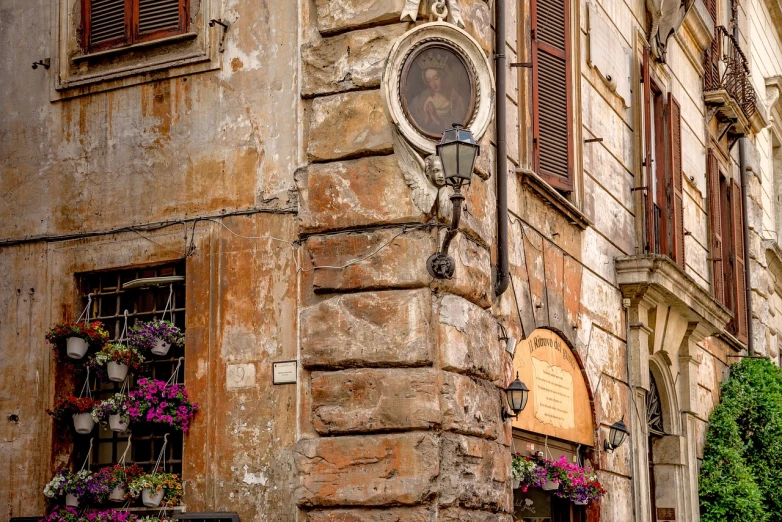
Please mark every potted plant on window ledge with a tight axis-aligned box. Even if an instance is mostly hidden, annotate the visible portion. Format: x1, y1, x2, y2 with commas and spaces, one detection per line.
46, 320, 109, 361
129, 319, 184, 357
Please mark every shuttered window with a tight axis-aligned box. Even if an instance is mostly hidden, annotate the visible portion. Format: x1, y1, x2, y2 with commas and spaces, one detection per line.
707, 150, 725, 304
531, 0, 573, 192
82, 0, 188, 52
707, 149, 749, 343
641, 49, 685, 268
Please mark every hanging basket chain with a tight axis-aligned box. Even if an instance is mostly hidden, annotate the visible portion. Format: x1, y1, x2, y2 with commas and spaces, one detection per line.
76, 293, 93, 324
151, 433, 170, 475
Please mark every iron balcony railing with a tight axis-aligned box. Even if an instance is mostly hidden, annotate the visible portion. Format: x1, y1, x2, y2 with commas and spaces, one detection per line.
704, 25, 756, 121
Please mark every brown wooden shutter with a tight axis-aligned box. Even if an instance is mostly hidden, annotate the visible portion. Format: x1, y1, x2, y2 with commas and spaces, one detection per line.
642, 47, 655, 253
667, 94, 685, 269
730, 179, 749, 343
707, 149, 725, 304
531, 0, 572, 192
136, 0, 186, 41
84, 0, 128, 51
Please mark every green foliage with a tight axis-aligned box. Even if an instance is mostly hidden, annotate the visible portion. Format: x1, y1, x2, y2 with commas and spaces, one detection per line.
699, 357, 782, 522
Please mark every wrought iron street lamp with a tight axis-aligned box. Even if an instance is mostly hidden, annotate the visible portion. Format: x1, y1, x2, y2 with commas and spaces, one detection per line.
427, 124, 480, 279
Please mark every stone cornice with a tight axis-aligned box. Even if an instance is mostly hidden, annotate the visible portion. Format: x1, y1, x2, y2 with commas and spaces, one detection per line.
615, 254, 732, 334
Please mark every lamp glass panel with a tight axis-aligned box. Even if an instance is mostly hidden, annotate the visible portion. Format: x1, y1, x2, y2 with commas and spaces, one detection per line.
457, 143, 478, 180
439, 143, 459, 181
519, 389, 529, 411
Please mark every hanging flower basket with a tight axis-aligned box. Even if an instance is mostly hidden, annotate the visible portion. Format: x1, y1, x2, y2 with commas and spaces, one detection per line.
40, 506, 82, 522
81, 509, 139, 522
47, 396, 99, 434
546, 456, 607, 505
129, 378, 198, 432
510, 455, 607, 505
46, 321, 109, 361
91, 394, 138, 433
129, 320, 184, 357
129, 472, 183, 508
89, 343, 147, 382
511, 454, 546, 492
44, 468, 95, 506
92, 462, 143, 504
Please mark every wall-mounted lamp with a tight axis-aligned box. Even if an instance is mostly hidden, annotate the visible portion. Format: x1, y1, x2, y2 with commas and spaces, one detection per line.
502, 372, 530, 420
604, 417, 629, 452
426, 124, 480, 279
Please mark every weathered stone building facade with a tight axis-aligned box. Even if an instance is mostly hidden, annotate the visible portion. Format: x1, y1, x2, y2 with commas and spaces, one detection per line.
2, 0, 782, 521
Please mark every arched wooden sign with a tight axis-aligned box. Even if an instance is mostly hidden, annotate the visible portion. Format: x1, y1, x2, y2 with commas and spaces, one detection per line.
512, 329, 595, 446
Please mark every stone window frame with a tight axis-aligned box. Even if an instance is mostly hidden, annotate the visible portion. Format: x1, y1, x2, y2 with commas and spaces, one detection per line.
50, 0, 221, 100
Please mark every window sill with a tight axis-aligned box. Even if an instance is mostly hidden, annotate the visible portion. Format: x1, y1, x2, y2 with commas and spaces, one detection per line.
73, 32, 199, 62
515, 168, 592, 230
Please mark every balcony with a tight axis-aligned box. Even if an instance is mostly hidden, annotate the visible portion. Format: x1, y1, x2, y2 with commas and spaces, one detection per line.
704, 26, 764, 137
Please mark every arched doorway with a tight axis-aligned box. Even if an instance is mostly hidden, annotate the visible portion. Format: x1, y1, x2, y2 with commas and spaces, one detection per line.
647, 371, 665, 521
510, 329, 597, 522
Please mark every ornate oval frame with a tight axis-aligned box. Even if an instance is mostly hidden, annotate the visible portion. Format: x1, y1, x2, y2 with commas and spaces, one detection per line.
382, 22, 495, 154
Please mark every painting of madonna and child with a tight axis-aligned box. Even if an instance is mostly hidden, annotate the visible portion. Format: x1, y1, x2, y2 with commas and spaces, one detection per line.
402, 46, 476, 139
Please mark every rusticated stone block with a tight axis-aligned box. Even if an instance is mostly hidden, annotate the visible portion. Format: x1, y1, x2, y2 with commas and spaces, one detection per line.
314, 0, 408, 34
308, 90, 393, 161
307, 507, 433, 521
302, 24, 409, 97
438, 294, 502, 384
435, 234, 492, 308
296, 433, 439, 507
439, 507, 513, 522
305, 228, 432, 292
439, 434, 512, 512
311, 368, 441, 434
297, 156, 423, 233
440, 371, 501, 440
301, 289, 433, 369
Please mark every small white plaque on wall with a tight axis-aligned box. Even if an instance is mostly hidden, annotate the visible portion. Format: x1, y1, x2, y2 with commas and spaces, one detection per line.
587, 2, 632, 107
226, 363, 256, 390
273, 360, 297, 385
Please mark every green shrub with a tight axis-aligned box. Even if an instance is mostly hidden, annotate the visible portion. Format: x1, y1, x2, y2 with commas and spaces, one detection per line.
699, 357, 782, 521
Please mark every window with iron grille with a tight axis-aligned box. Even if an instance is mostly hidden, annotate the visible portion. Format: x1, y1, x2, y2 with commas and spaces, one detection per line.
82, 0, 189, 53
73, 261, 186, 475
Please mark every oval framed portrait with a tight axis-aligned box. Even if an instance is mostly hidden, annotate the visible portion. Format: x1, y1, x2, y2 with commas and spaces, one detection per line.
400, 44, 477, 139
383, 22, 495, 154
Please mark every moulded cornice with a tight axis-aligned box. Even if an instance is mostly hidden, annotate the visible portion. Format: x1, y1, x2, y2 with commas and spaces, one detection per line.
616, 254, 732, 335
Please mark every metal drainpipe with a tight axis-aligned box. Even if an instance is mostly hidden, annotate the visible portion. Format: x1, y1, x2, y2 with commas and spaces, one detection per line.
495, 0, 510, 297
733, 22, 754, 355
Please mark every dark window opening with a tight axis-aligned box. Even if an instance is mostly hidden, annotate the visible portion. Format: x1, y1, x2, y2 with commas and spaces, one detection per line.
73, 261, 186, 475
